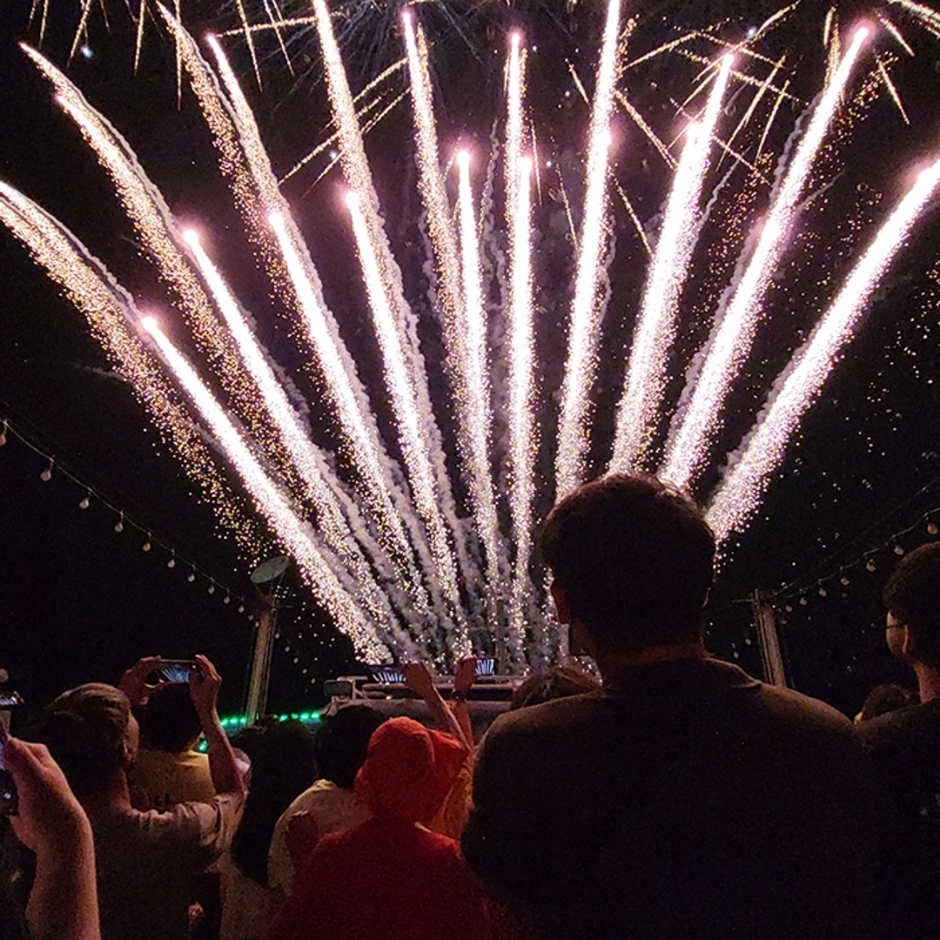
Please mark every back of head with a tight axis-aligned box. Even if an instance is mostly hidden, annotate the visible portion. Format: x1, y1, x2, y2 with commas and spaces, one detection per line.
231, 720, 317, 886
883, 543, 940, 667
540, 473, 715, 654
34, 683, 131, 797
315, 704, 386, 789
140, 682, 201, 753
354, 717, 466, 825
510, 665, 601, 710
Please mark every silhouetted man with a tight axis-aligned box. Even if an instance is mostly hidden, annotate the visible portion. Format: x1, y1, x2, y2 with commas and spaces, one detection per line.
463, 474, 874, 940
858, 542, 940, 939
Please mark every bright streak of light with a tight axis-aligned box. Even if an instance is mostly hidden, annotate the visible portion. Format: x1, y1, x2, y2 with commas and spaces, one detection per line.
403, 12, 499, 607
555, 0, 622, 498
176, 17, 428, 609
184, 229, 418, 652
345, 193, 470, 653
143, 317, 390, 661
878, 12, 916, 56
0, 182, 257, 550
20, 44, 256, 412
614, 179, 652, 257
507, 157, 536, 650
134, 0, 146, 73
313, 0, 469, 646
661, 26, 869, 489
615, 91, 677, 169
233, 0, 263, 88
505, 33, 526, 231
456, 150, 503, 609
708, 153, 940, 542
611, 55, 732, 473
267, 211, 417, 568
876, 53, 911, 124
889, 0, 940, 35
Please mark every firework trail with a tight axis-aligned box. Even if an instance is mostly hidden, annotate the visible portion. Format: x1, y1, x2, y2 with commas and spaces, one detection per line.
555, 0, 623, 498
507, 156, 536, 654
184, 230, 424, 656
505, 33, 527, 227
18, 45, 289, 466
345, 191, 469, 653
0, 182, 256, 548
404, 11, 504, 618
661, 25, 870, 489
311, 0, 472, 649
610, 55, 733, 473
708, 152, 940, 542
164, 12, 441, 630
456, 151, 504, 613
143, 316, 391, 661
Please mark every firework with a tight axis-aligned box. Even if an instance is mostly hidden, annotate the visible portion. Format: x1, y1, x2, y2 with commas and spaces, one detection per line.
661, 25, 870, 489
6, 1, 940, 671
708, 152, 940, 542
610, 55, 733, 472
143, 316, 391, 660
555, 0, 623, 498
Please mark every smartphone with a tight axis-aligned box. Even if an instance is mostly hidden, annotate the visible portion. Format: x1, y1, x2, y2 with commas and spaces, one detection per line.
157, 659, 201, 684
0, 720, 17, 816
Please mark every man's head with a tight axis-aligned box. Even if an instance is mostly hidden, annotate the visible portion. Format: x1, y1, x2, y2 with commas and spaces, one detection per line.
139, 682, 202, 753
315, 704, 386, 790
33, 683, 138, 798
883, 543, 940, 668
540, 473, 715, 656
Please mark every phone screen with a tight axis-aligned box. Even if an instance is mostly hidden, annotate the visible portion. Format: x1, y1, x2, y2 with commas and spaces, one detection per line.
0, 720, 17, 815
156, 660, 200, 684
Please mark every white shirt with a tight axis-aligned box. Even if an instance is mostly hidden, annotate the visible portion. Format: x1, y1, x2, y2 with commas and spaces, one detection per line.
267, 780, 370, 894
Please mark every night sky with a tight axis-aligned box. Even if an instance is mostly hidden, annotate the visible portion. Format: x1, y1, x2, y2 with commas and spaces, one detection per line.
2, 0, 939, 720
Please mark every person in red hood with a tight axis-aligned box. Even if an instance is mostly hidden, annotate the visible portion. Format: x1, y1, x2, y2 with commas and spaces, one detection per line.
268, 716, 508, 940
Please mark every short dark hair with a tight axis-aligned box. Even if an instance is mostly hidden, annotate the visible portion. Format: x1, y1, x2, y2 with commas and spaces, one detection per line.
859, 683, 917, 722
34, 683, 131, 797
140, 683, 202, 753
540, 473, 715, 653
883, 543, 940, 667
315, 704, 386, 790
230, 720, 317, 887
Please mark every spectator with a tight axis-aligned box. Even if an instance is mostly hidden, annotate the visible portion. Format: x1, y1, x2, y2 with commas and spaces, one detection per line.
857, 543, 940, 938
267, 705, 383, 895
217, 720, 315, 940
2, 734, 100, 940
34, 654, 244, 940
132, 680, 215, 811
854, 683, 918, 723
401, 659, 476, 838
269, 717, 494, 940
463, 473, 874, 940
509, 665, 600, 710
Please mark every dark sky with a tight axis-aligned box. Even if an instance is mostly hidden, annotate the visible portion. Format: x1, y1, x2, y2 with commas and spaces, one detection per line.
2, 0, 940, 718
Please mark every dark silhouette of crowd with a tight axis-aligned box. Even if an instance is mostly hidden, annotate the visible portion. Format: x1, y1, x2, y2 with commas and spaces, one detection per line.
3, 472, 940, 939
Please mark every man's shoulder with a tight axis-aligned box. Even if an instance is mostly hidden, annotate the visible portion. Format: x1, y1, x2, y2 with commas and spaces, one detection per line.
483, 689, 606, 742
858, 701, 940, 751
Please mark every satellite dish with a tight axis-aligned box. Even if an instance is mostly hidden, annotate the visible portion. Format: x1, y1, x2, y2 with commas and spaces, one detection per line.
250, 556, 290, 584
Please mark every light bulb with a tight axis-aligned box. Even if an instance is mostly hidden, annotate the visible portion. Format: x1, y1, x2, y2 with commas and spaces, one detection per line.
142, 540, 152, 552
40, 467, 52, 482
79, 495, 90, 510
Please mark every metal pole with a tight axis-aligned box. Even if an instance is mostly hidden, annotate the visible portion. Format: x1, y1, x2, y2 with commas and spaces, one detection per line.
245, 593, 278, 722
751, 589, 787, 686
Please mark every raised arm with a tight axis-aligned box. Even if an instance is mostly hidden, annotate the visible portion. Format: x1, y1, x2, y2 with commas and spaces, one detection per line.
402, 661, 471, 751
189, 654, 245, 797
6, 737, 100, 940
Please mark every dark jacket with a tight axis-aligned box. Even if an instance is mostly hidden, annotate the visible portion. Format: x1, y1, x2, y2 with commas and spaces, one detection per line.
463, 657, 874, 940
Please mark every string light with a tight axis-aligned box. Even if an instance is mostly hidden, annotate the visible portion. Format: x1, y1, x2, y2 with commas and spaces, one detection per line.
167, 552, 176, 569
142, 536, 152, 552
78, 492, 90, 510
114, 513, 124, 533
0, 420, 7, 446
40, 459, 53, 482
928, 522, 938, 536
